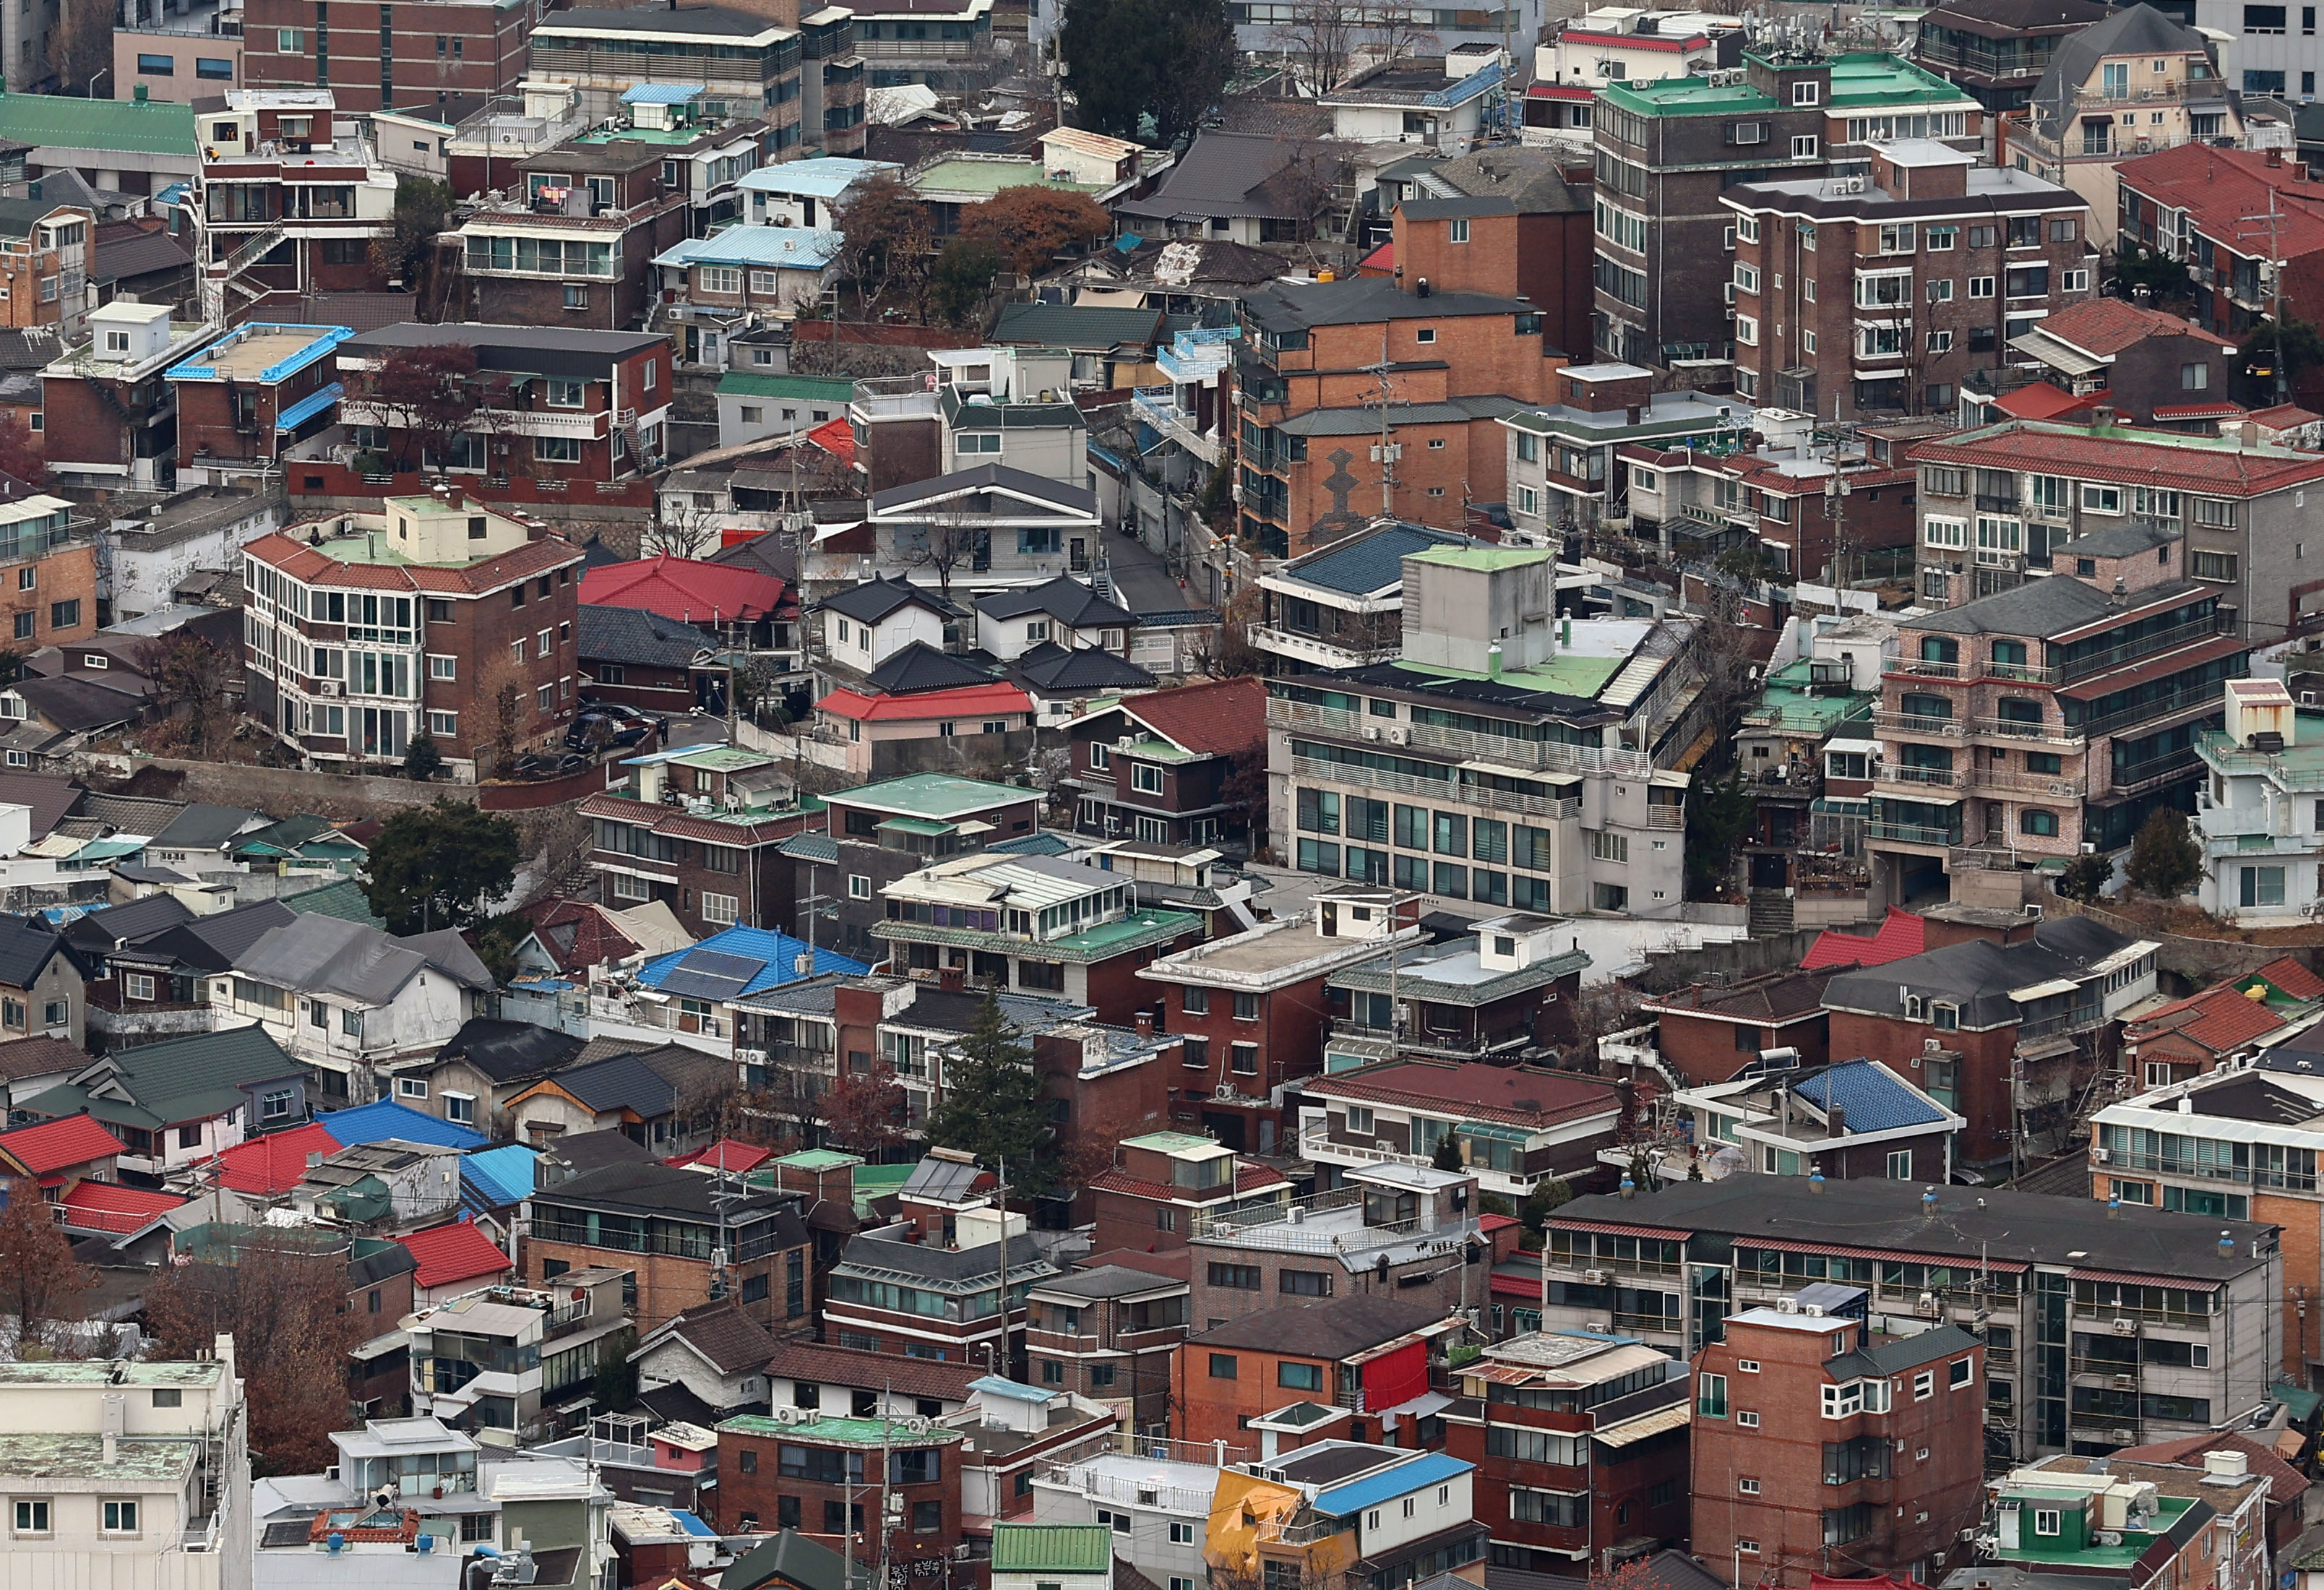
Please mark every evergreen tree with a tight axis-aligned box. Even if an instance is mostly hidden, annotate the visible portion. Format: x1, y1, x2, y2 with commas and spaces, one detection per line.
1060, 0, 1236, 150
1431, 1134, 1465, 1172
921, 991, 1058, 1193
2125, 807, 2202, 898
403, 731, 444, 782
361, 798, 520, 934
2057, 851, 2112, 903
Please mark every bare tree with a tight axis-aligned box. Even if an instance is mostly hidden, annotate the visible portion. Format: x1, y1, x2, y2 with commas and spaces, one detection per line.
647, 496, 724, 559
473, 648, 533, 778
1354, 1, 1439, 67
1273, 0, 1359, 95
900, 506, 990, 606
0, 1179, 90, 1352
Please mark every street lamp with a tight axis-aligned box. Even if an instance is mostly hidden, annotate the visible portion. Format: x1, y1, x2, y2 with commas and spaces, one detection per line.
87, 68, 110, 99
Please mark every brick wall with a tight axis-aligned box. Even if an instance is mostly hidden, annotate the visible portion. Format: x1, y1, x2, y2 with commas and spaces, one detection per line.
238, 0, 532, 111
0, 541, 97, 647
714, 1426, 960, 1543
1829, 1008, 2013, 1163
521, 1235, 796, 1335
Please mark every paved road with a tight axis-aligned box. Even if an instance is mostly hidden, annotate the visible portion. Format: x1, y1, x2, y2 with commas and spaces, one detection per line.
1103, 526, 1210, 616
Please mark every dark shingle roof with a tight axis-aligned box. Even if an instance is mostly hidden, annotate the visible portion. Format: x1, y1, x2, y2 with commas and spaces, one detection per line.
2033, 4, 2215, 134
1828, 1323, 1981, 1378
1188, 1298, 1445, 1359
63, 893, 193, 952
531, 1044, 730, 1117
148, 803, 260, 852
654, 1302, 785, 1376
818, 575, 952, 625
0, 916, 72, 989
1279, 523, 1466, 596
1911, 574, 2208, 639
19, 1024, 304, 1130
976, 576, 1137, 629
535, 1160, 802, 1226
990, 301, 1166, 352
1241, 273, 1529, 334
12, 674, 142, 731
129, 899, 299, 974
1114, 132, 1337, 222
1823, 916, 2132, 1028
867, 463, 1098, 518
866, 643, 996, 695
724, 1529, 863, 1590
1013, 644, 1158, 694
576, 604, 719, 670
431, 1017, 585, 1085
96, 225, 193, 283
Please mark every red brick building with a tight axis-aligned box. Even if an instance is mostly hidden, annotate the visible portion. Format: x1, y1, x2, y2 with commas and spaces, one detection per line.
1390, 153, 1593, 369
240, 489, 583, 773
1088, 1131, 1288, 1255
714, 1411, 964, 1544
454, 142, 687, 330
189, 92, 397, 313
1446, 1331, 1692, 1570
1172, 1298, 1458, 1451
238, 0, 543, 113
1691, 1294, 1985, 1586
1637, 969, 1841, 1086
1062, 676, 1268, 850
168, 322, 350, 473
580, 745, 817, 937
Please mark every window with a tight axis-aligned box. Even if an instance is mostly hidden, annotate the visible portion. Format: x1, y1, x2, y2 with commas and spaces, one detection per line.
1171, 1525, 1196, 1547
1416, 328, 1437, 344
1449, 217, 1470, 243
48, 600, 77, 630
1739, 1478, 1761, 1495
446, 1093, 475, 1125
1132, 763, 1164, 795
397, 1077, 429, 1100
2035, 1509, 2062, 1536
2192, 550, 2238, 582
1208, 1354, 1239, 1379
101, 1501, 137, 1535
536, 436, 580, 463
13, 1500, 48, 1535
1208, 1264, 1261, 1291
137, 52, 175, 73
1699, 1372, 1728, 1417
1791, 134, 1819, 158
2021, 809, 2060, 838
1888, 1148, 1911, 1178
1950, 1357, 1974, 1388
1281, 1269, 1331, 1297
1279, 1362, 1323, 1391
1793, 80, 1820, 104
1969, 276, 1995, 298
2248, 4, 2288, 28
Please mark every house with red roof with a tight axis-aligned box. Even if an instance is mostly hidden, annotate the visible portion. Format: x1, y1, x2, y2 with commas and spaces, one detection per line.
812, 642, 1033, 781
400, 1216, 517, 1304
59, 1179, 184, 1240
580, 554, 796, 656
0, 1112, 124, 1194
2122, 956, 2324, 1087
1987, 298, 2240, 431
214, 1120, 341, 1197
1062, 677, 1269, 851
1801, 906, 1929, 971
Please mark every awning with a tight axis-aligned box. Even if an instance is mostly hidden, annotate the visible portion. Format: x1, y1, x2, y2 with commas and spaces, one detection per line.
1738, 1236, 2028, 1271
274, 382, 343, 431
1593, 1402, 1690, 1447
1459, 1120, 1532, 1144
2010, 977, 2083, 1001
876, 816, 957, 835
1379, 1390, 1452, 1428
1550, 1218, 1695, 1239
2071, 1267, 2222, 1291
2007, 329, 2106, 376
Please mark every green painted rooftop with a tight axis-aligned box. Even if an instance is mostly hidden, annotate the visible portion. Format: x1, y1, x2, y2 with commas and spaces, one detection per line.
1049, 908, 1202, 956
1603, 51, 1967, 118
1122, 1130, 1220, 1153
907, 158, 1103, 197
774, 1148, 863, 1171
718, 1414, 965, 1446
0, 92, 198, 155
718, 372, 859, 402
669, 745, 780, 772
840, 772, 1035, 820
1406, 546, 1557, 572
0, 1433, 198, 1482
1390, 655, 1629, 700
1743, 662, 1874, 734
990, 1523, 1115, 1576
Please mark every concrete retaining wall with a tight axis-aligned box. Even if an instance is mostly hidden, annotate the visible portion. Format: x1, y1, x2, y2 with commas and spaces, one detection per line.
2044, 893, 2319, 992
79, 754, 449, 820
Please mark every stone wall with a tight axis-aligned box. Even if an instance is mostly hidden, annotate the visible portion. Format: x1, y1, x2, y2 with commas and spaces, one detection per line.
2044, 893, 2320, 993
79, 754, 449, 822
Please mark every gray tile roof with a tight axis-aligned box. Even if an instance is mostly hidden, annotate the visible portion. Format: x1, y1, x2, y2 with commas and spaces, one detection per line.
2033, 4, 2216, 135
577, 603, 719, 670
149, 803, 262, 853
866, 642, 996, 695
1241, 274, 1529, 334
540, 1043, 728, 1117
990, 301, 1166, 352
0, 915, 72, 990
868, 463, 1098, 518
233, 915, 488, 1005
1030, 1263, 1187, 1301
63, 893, 193, 952
1189, 1298, 1444, 1357
1822, 915, 2131, 1028
13, 674, 142, 731
1911, 573, 2208, 638
1419, 145, 1591, 215
1114, 131, 1335, 222
817, 575, 952, 625
1013, 643, 1156, 694
1399, 196, 1515, 220
129, 899, 299, 974
1278, 395, 1525, 437
20, 1024, 304, 1129
431, 1016, 585, 1085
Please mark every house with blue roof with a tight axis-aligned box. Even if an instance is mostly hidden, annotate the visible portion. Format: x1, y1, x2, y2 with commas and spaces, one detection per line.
739, 158, 902, 228
460, 1143, 539, 1212
588, 926, 866, 1059
1651, 1056, 1966, 1186
316, 1097, 491, 1153
1251, 520, 1467, 671
651, 228, 844, 330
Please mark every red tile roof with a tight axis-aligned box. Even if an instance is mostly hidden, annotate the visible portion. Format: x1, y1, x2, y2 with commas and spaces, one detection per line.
0, 1114, 124, 1177
581, 555, 788, 625
216, 1122, 341, 1195
1301, 1062, 1622, 1128
807, 416, 855, 465
1088, 1161, 1288, 1202
817, 682, 1031, 722
249, 529, 582, 596
2255, 955, 2324, 1000
2119, 145, 2324, 261
59, 1179, 185, 1235
668, 1138, 775, 1174
2112, 1430, 2310, 1504
2149, 403, 2244, 421
2039, 298, 2236, 358
2250, 403, 2323, 429
760, 1340, 982, 1402
2124, 981, 2285, 1056
1116, 677, 1269, 756
520, 900, 643, 976
400, 1219, 514, 1291
1802, 907, 1928, 970
1996, 382, 2103, 422
1908, 421, 2324, 497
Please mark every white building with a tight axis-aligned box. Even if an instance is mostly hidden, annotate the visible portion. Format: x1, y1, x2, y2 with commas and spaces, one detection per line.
738, 157, 902, 228
216, 916, 492, 1095
1030, 1448, 1218, 1590
2193, 677, 2324, 921
1524, 9, 1742, 149
0, 1341, 250, 1590
1320, 49, 1504, 154
103, 494, 287, 626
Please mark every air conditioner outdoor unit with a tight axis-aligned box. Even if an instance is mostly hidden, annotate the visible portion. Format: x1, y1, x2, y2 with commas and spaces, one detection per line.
2093, 1147, 2112, 1163
2112, 1375, 2137, 1390
2112, 1318, 2137, 1336
1385, 726, 1411, 745
1585, 1269, 1609, 1284
317, 680, 341, 696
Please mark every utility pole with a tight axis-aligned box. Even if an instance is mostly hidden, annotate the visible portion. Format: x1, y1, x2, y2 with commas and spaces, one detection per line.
2237, 187, 2294, 407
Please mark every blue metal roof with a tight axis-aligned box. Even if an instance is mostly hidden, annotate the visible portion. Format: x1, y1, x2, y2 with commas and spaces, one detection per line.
638, 924, 866, 999
460, 1144, 538, 1208
1314, 1453, 1473, 1518
165, 323, 353, 384
653, 227, 844, 271
669, 1510, 717, 1539
317, 1099, 490, 1152
1790, 1058, 1948, 1134
739, 157, 902, 199
1283, 523, 1466, 597
621, 82, 707, 103
274, 381, 342, 432
969, 1374, 1053, 1401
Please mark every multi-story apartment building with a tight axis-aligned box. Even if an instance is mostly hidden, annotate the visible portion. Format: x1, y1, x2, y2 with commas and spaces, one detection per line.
452, 141, 687, 330
1981, 1453, 2271, 1590
2191, 678, 2324, 920
1030, 1444, 1222, 1590
0, 489, 95, 650
2091, 1049, 2324, 1372
1229, 271, 1565, 556
1088, 1131, 1289, 1254
1025, 1263, 1190, 1431
1061, 677, 1266, 848
580, 747, 818, 937
1722, 139, 2095, 418
1593, 45, 1979, 370
0, 1349, 249, 1590
1442, 1329, 1691, 1570
239, 0, 548, 111
1871, 527, 2245, 898
0, 197, 93, 338
1298, 1060, 1624, 1201
238, 488, 585, 773
1624, 418, 1924, 579
1540, 1179, 2278, 1468
825, 1200, 1059, 1365
714, 1411, 965, 1543
1908, 416, 2324, 642
1250, 520, 1463, 674
188, 90, 397, 319
1176, 1300, 1458, 1446
2021, 5, 2242, 244
405, 1269, 630, 1438
40, 300, 215, 491
1265, 543, 1695, 919
2116, 144, 2324, 374
1913, 0, 2111, 119
873, 851, 1204, 1026
527, 5, 807, 129
322, 322, 670, 511
166, 321, 350, 480
1187, 1163, 1488, 1329
1497, 364, 1740, 541
1692, 1292, 1984, 1586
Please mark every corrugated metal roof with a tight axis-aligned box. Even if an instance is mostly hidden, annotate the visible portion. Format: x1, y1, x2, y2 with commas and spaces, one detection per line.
1314, 1452, 1473, 1517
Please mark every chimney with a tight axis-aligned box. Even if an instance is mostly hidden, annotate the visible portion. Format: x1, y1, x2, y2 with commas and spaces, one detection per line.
938, 965, 965, 994
1826, 1104, 1847, 1138
445, 484, 465, 510
2269, 147, 2284, 168
2111, 576, 2127, 608
2091, 404, 2116, 429
1415, 276, 1431, 298
1135, 1010, 1155, 1036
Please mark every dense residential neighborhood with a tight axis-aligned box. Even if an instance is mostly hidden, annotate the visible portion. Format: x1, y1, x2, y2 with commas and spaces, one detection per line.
4, 2, 2324, 1590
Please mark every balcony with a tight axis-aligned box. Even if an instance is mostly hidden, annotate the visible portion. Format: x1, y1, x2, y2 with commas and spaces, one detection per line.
1249, 624, 1393, 671
1298, 1122, 1553, 1192
1886, 656, 1966, 682
2077, 682, 2232, 742
2199, 729, 2324, 789
1133, 387, 1223, 465
1886, 654, 2060, 686
1874, 710, 1962, 739
1867, 821, 1960, 848
1875, 762, 1964, 791
1971, 765, 2082, 798
2105, 747, 2204, 796
1290, 755, 1583, 823
1272, 697, 1656, 778
1968, 714, 2084, 747
2053, 611, 2237, 686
